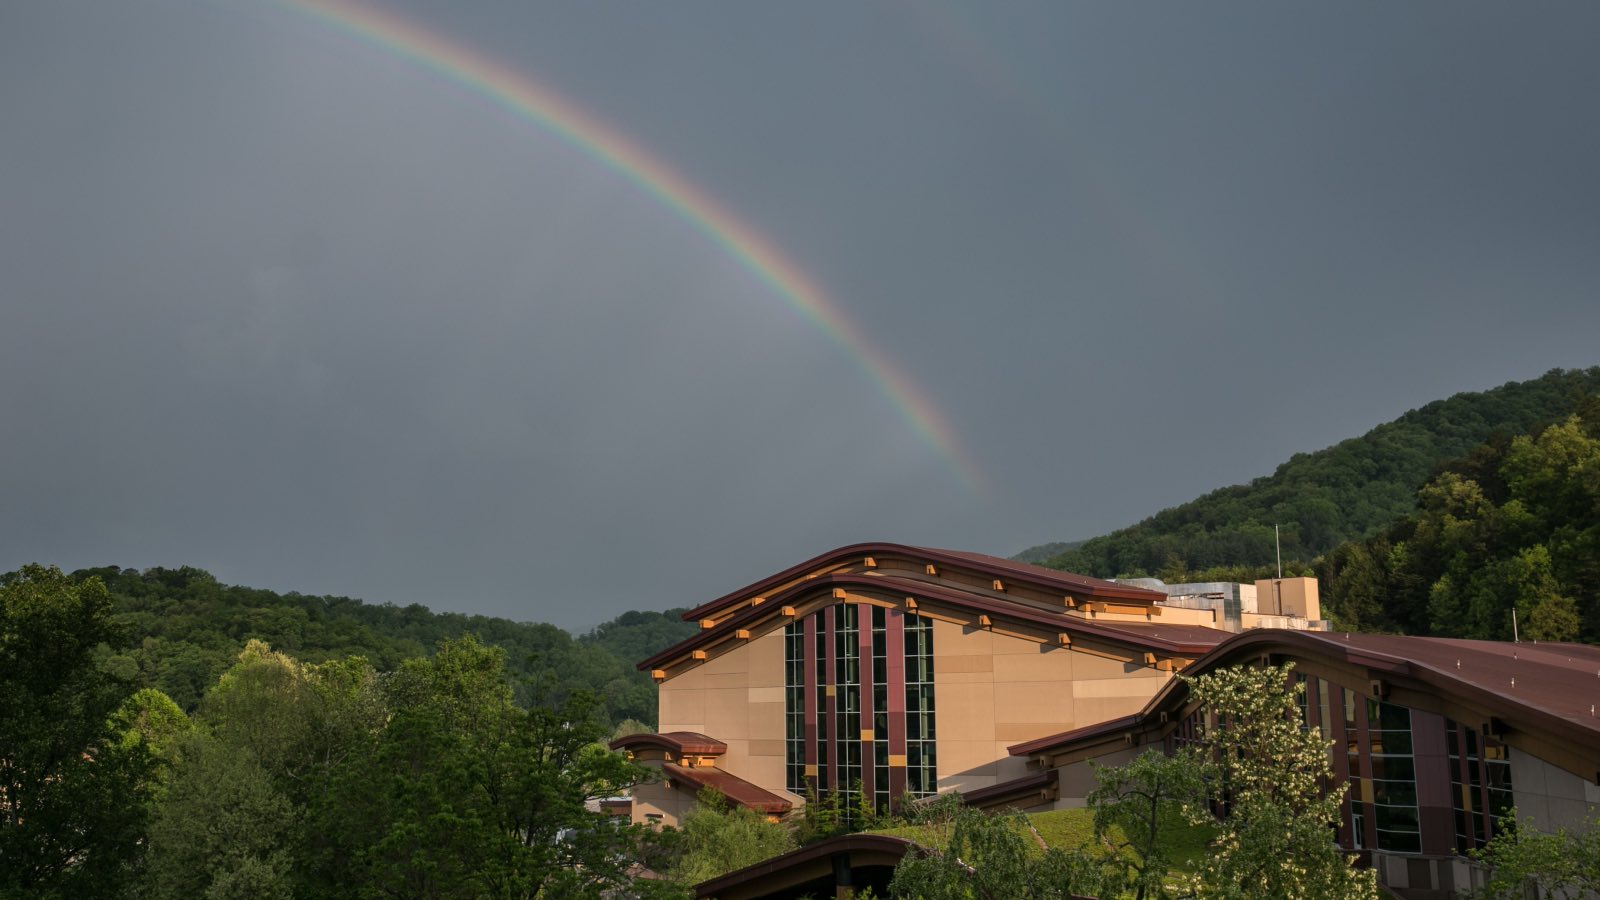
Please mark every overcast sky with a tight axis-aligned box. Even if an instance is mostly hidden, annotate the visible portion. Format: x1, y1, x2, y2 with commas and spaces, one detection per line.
3, 1, 1597, 630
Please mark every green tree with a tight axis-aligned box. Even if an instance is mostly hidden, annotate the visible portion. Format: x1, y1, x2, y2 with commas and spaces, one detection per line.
667, 788, 794, 885
1470, 810, 1600, 898
888, 797, 1102, 899
309, 636, 658, 898
108, 687, 191, 765
1088, 748, 1205, 899
0, 564, 155, 898
143, 732, 296, 900
1180, 663, 1378, 900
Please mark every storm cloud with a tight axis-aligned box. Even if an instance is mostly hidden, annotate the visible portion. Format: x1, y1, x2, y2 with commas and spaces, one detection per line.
3, 1, 1597, 628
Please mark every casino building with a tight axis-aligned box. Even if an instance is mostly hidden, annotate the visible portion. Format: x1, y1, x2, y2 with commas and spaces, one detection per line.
613, 543, 1600, 898
611, 542, 1323, 825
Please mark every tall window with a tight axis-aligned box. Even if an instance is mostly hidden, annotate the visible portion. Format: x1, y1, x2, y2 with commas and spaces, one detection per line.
1343, 688, 1365, 848
780, 603, 937, 809
1368, 699, 1420, 853
1447, 717, 1514, 851
784, 621, 806, 793
905, 611, 937, 797
871, 606, 890, 815
835, 604, 862, 808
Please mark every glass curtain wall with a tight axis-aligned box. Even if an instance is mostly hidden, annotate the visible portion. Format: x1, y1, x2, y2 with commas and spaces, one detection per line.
782, 603, 937, 810
905, 611, 937, 797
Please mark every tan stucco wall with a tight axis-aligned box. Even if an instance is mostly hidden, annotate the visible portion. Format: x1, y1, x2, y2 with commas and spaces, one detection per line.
657, 629, 798, 804
629, 776, 696, 828
931, 619, 1174, 795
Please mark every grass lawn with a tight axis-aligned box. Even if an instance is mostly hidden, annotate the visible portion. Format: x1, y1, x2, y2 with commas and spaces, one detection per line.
870, 807, 1215, 876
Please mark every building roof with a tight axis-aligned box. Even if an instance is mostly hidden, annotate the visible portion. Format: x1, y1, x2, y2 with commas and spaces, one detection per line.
659, 763, 793, 815
681, 542, 1166, 624
693, 833, 918, 899
958, 768, 1059, 811
642, 566, 1224, 675
1008, 629, 1600, 783
609, 731, 727, 757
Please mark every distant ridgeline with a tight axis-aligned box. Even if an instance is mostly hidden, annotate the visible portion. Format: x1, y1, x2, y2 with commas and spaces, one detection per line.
61, 565, 696, 724
1023, 367, 1600, 581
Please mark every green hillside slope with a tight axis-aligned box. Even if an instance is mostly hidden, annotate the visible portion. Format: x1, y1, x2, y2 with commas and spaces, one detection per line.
1035, 367, 1600, 579
54, 565, 696, 725
1319, 396, 1600, 640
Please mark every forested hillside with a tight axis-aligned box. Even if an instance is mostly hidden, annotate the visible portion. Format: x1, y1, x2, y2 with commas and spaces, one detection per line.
1318, 398, 1600, 642
66, 565, 696, 726
1029, 367, 1600, 579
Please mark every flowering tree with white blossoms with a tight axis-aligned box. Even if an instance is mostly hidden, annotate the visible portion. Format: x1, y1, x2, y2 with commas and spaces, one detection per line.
1180, 662, 1379, 900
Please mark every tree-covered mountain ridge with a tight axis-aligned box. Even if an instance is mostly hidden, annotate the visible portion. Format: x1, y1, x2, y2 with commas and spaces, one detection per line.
1021, 367, 1600, 579
42, 564, 698, 726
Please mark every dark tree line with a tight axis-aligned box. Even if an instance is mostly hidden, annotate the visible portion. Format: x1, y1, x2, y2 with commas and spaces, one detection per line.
68, 565, 695, 726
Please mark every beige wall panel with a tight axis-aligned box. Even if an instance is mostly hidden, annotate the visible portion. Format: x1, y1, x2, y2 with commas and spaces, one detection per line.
1072, 696, 1155, 726
747, 631, 786, 687
940, 740, 1002, 779
702, 690, 752, 739
938, 670, 1004, 685
1073, 673, 1173, 699
991, 631, 1044, 655
747, 701, 784, 742
934, 620, 993, 655
941, 772, 998, 794
1512, 752, 1600, 832
719, 739, 750, 775
631, 781, 696, 828
934, 680, 998, 738
1068, 651, 1148, 679
748, 686, 784, 704
741, 753, 785, 796
748, 739, 785, 757
995, 723, 1068, 743
937, 654, 996, 674
992, 649, 1073, 682
993, 682, 1074, 724
658, 688, 705, 733
694, 672, 752, 691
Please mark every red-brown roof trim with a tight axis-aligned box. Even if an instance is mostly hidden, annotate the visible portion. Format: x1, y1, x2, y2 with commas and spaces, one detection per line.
609, 731, 727, 757
681, 542, 1165, 623
693, 833, 919, 898
660, 763, 792, 814
1007, 630, 1600, 780
1008, 714, 1140, 757
959, 767, 1059, 810
641, 571, 1223, 672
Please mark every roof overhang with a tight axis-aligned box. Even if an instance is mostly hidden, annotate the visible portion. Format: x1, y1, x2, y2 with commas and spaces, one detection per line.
1008, 629, 1600, 786
681, 542, 1167, 624
609, 731, 727, 758
641, 571, 1220, 676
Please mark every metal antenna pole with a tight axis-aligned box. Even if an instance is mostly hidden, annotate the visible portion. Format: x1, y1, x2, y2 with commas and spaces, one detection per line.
1275, 524, 1282, 580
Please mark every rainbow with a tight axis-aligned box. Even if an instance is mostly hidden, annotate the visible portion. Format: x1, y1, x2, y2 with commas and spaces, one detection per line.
276, 0, 982, 489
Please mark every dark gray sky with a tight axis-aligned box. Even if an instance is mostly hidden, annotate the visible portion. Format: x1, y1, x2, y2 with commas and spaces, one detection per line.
4, 1, 1597, 630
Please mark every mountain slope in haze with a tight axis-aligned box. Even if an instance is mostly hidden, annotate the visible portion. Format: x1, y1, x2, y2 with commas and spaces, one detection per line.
55, 564, 697, 725
1031, 367, 1600, 579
